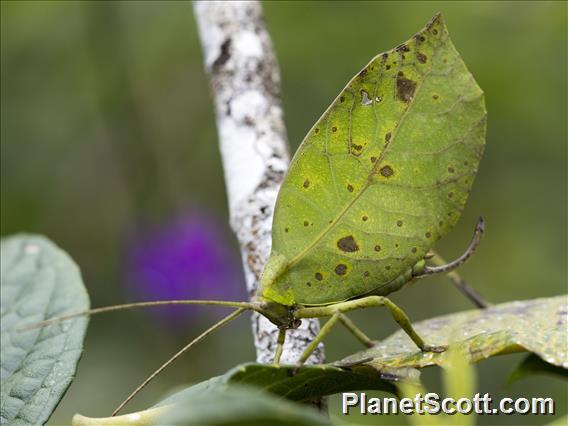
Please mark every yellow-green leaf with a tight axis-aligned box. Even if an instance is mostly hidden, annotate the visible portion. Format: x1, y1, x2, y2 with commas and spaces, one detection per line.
338, 296, 567, 370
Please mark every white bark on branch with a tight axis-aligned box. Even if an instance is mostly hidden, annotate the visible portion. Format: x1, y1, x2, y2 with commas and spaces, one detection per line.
193, 0, 324, 365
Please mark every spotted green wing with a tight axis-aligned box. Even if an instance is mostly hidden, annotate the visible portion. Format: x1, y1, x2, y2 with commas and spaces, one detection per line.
262, 14, 486, 306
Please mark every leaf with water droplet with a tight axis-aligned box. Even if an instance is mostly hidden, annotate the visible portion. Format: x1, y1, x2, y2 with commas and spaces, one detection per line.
262, 13, 486, 305
338, 296, 568, 371
1, 235, 89, 425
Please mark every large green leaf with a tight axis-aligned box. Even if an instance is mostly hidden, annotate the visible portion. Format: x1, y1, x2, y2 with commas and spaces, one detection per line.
75, 370, 341, 426
155, 363, 400, 406
338, 296, 568, 370
157, 386, 330, 426
72, 363, 401, 425
262, 13, 486, 306
1, 235, 89, 425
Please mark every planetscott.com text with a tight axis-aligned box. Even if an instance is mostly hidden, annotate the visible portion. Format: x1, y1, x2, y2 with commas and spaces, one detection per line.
342, 392, 555, 416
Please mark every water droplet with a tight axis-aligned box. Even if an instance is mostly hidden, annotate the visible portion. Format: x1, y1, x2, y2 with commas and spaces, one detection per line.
360, 90, 373, 106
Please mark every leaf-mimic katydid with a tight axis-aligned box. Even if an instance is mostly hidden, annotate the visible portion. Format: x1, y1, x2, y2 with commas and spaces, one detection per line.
24, 13, 487, 416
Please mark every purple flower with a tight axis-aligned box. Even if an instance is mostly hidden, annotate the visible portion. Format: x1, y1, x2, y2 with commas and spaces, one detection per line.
124, 210, 246, 326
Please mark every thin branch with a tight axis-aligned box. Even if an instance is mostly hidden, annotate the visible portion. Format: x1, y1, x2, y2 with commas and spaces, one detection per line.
193, 1, 324, 365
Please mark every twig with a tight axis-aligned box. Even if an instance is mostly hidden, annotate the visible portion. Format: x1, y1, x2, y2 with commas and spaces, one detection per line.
193, 0, 324, 365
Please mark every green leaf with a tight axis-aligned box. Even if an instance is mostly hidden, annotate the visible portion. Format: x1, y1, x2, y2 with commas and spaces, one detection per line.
547, 415, 568, 426
507, 353, 568, 385
73, 374, 338, 426
77, 364, 403, 425
157, 385, 330, 426
262, 13, 486, 306
72, 406, 170, 426
339, 296, 567, 370
397, 344, 478, 426
439, 345, 476, 426
155, 362, 399, 406
1, 235, 89, 425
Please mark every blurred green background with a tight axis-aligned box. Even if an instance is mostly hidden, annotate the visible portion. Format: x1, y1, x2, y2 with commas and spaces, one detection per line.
1, 1, 566, 425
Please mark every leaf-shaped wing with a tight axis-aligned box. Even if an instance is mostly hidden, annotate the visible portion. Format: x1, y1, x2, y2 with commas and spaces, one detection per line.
264, 14, 486, 305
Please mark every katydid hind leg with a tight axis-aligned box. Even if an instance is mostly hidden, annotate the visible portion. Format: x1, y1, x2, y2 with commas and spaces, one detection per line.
416, 216, 490, 308
430, 250, 490, 309
415, 216, 485, 278
296, 296, 445, 354
377, 297, 445, 353
337, 313, 376, 348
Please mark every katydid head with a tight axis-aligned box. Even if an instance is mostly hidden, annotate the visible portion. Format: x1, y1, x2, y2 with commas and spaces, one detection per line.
253, 298, 301, 330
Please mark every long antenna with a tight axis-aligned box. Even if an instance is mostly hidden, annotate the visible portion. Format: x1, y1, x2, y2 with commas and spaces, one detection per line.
112, 307, 248, 416
18, 300, 255, 331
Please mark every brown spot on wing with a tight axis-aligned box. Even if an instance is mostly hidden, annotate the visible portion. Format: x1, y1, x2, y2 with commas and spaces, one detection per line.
303, 179, 310, 188
335, 264, 347, 275
380, 165, 394, 177
337, 235, 359, 252
396, 74, 417, 102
